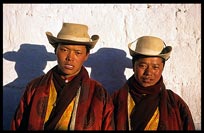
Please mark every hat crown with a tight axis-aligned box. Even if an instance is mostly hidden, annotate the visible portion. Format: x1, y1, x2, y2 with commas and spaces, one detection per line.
136, 36, 164, 55
57, 23, 91, 42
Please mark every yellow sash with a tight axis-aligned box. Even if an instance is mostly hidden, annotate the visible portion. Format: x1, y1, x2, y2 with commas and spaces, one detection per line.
128, 93, 159, 130
44, 80, 75, 130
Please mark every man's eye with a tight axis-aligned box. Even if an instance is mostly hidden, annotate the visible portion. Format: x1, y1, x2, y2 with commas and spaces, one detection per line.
139, 64, 147, 68
60, 48, 67, 52
76, 52, 82, 55
153, 66, 159, 69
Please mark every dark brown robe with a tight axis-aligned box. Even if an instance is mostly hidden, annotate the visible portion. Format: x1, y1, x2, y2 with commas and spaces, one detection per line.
112, 75, 195, 130
11, 65, 115, 130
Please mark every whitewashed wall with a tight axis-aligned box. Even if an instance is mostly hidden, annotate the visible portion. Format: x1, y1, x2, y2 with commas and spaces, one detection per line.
3, 4, 201, 130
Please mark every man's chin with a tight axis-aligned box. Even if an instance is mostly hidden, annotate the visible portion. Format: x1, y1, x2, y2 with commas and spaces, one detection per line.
141, 83, 154, 88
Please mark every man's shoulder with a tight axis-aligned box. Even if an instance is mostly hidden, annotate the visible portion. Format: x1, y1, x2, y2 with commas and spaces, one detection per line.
165, 89, 188, 107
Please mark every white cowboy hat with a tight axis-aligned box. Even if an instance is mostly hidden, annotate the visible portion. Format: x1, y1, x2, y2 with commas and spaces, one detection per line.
46, 22, 99, 49
128, 36, 172, 61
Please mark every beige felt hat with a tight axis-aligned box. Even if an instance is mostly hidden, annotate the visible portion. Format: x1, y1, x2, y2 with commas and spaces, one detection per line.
128, 36, 172, 61
46, 22, 99, 49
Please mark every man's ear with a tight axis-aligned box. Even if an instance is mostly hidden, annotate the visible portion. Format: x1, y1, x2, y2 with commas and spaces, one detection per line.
54, 44, 59, 54
85, 52, 90, 61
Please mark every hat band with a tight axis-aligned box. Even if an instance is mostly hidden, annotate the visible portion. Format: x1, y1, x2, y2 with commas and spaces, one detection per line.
57, 34, 91, 42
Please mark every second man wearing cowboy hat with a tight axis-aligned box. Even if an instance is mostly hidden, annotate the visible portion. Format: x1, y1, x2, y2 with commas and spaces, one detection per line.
112, 36, 195, 130
11, 22, 115, 130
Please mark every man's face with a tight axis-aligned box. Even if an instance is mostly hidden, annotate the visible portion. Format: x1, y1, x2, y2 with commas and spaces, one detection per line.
133, 57, 164, 87
56, 44, 89, 77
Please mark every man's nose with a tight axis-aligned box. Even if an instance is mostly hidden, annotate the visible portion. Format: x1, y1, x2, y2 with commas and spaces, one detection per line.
66, 51, 74, 61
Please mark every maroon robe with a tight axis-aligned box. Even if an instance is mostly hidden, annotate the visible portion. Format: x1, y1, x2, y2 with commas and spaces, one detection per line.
112, 75, 195, 130
10, 65, 115, 130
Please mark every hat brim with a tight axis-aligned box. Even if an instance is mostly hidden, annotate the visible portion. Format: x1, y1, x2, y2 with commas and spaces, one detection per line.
46, 32, 99, 49
128, 43, 172, 61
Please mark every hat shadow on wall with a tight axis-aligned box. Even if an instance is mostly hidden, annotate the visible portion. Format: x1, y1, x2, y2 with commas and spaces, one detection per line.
84, 47, 132, 94
3, 43, 56, 130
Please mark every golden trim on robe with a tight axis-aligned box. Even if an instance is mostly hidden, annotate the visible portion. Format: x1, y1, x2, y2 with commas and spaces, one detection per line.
44, 80, 76, 130
128, 92, 159, 130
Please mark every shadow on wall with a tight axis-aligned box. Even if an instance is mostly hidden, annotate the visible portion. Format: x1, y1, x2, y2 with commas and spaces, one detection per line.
3, 43, 56, 130
84, 47, 132, 94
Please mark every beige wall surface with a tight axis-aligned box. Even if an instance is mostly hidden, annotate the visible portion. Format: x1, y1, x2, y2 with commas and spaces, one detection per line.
3, 4, 201, 130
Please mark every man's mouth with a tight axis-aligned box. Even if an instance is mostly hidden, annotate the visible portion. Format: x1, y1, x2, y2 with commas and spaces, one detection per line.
142, 78, 152, 83
64, 64, 74, 69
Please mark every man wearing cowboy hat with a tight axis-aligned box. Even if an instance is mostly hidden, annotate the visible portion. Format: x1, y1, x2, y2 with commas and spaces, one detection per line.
11, 23, 115, 130
112, 36, 195, 130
